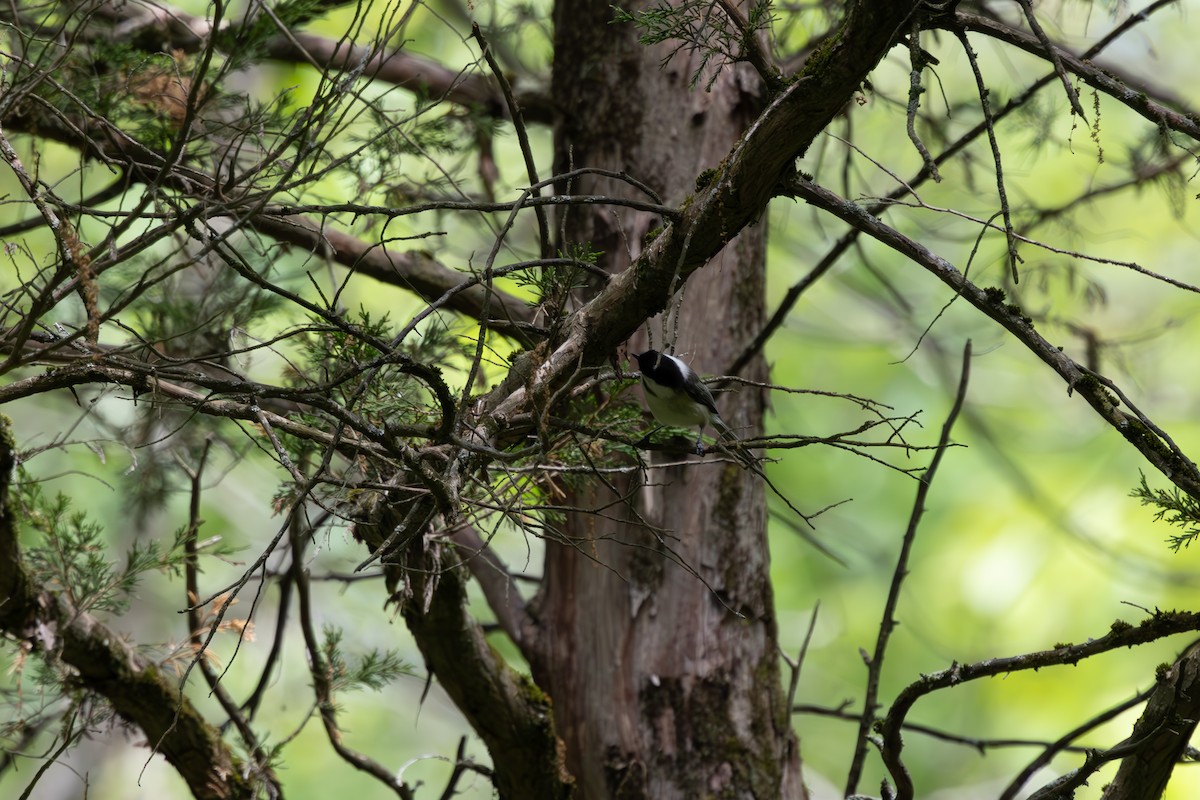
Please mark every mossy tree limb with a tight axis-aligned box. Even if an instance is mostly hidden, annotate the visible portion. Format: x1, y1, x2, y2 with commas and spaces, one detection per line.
0, 418, 268, 800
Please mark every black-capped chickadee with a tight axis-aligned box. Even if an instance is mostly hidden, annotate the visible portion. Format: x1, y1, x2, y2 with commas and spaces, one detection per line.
633, 349, 731, 454
634, 350, 843, 562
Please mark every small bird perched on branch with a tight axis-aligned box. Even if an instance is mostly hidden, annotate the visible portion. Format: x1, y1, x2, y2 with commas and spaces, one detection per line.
633, 349, 731, 454
634, 349, 841, 561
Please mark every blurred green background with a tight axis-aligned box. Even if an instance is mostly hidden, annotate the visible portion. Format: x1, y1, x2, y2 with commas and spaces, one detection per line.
4, 1, 1200, 798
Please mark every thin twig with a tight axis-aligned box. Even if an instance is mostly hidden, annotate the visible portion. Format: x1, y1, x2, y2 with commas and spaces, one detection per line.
999, 689, 1153, 800
780, 603, 820, 761
795, 699, 1144, 756
735, 0, 1180, 376
471, 23, 552, 261
879, 609, 1200, 800
844, 340, 971, 797
953, 27, 1022, 282
715, 0, 785, 92
177, 438, 281, 792
291, 510, 416, 799
905, 16, 940, 181
1015, 0, 1088, 119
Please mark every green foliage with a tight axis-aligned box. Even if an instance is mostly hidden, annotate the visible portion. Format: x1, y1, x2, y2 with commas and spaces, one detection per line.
122, 247, 284, 366
214, 0, 328, 69
612, 0, 775, 89
279, 308, 466, 508
13, 33, 189, 151
321, 625, 413, 693
297, 309, 459, 427
1131, 473, 1200, 552
510, 243, 599, 327
351, 102, 479, 202
17, 471, 195, 615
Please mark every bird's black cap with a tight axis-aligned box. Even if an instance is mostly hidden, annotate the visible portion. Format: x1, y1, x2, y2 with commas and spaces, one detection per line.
634, 350, 685, 389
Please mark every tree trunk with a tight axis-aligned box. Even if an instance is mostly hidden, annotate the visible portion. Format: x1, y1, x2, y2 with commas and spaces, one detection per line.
528, 2, 805, 797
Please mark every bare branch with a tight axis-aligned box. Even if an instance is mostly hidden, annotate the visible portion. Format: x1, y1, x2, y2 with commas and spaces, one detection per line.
1014, 0, 1088, 119
471, 23, 552, 260
879, 611, 1200, 799
291, 512, 418, 799
262, 34, 553, 121
845, 341, 971, 796
953, 27, 1022, 282
997, 690, 1152, 799
952, 7, 1200, 142
178, 441, 280, 790
783, 175, 1200, 501
732, 0, 1183, 377
1102, 640, 1200, 799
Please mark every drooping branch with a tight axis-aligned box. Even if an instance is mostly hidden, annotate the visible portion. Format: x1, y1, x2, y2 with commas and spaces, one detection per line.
783, 175, 1200, 501
952, 7, 1200, 142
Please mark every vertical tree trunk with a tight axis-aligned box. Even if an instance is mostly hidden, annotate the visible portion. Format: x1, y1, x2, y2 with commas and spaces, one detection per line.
529, 2, 805, 797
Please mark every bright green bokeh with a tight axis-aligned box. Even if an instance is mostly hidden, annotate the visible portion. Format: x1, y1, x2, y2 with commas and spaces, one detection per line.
5, 1, 1200, 798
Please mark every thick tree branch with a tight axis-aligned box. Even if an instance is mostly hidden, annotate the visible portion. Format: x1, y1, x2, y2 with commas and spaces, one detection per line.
71, 0, 552, 121
1102, 641, 1200, 799
247, 215, 536, 334
400, 541, 571, 800
0, 87, 536, 334
880, 611, 1200, 800
0, 418, 266, 800
263, 34, 554, 123
486, 0, 923, 422
731, 0, 1183, 375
